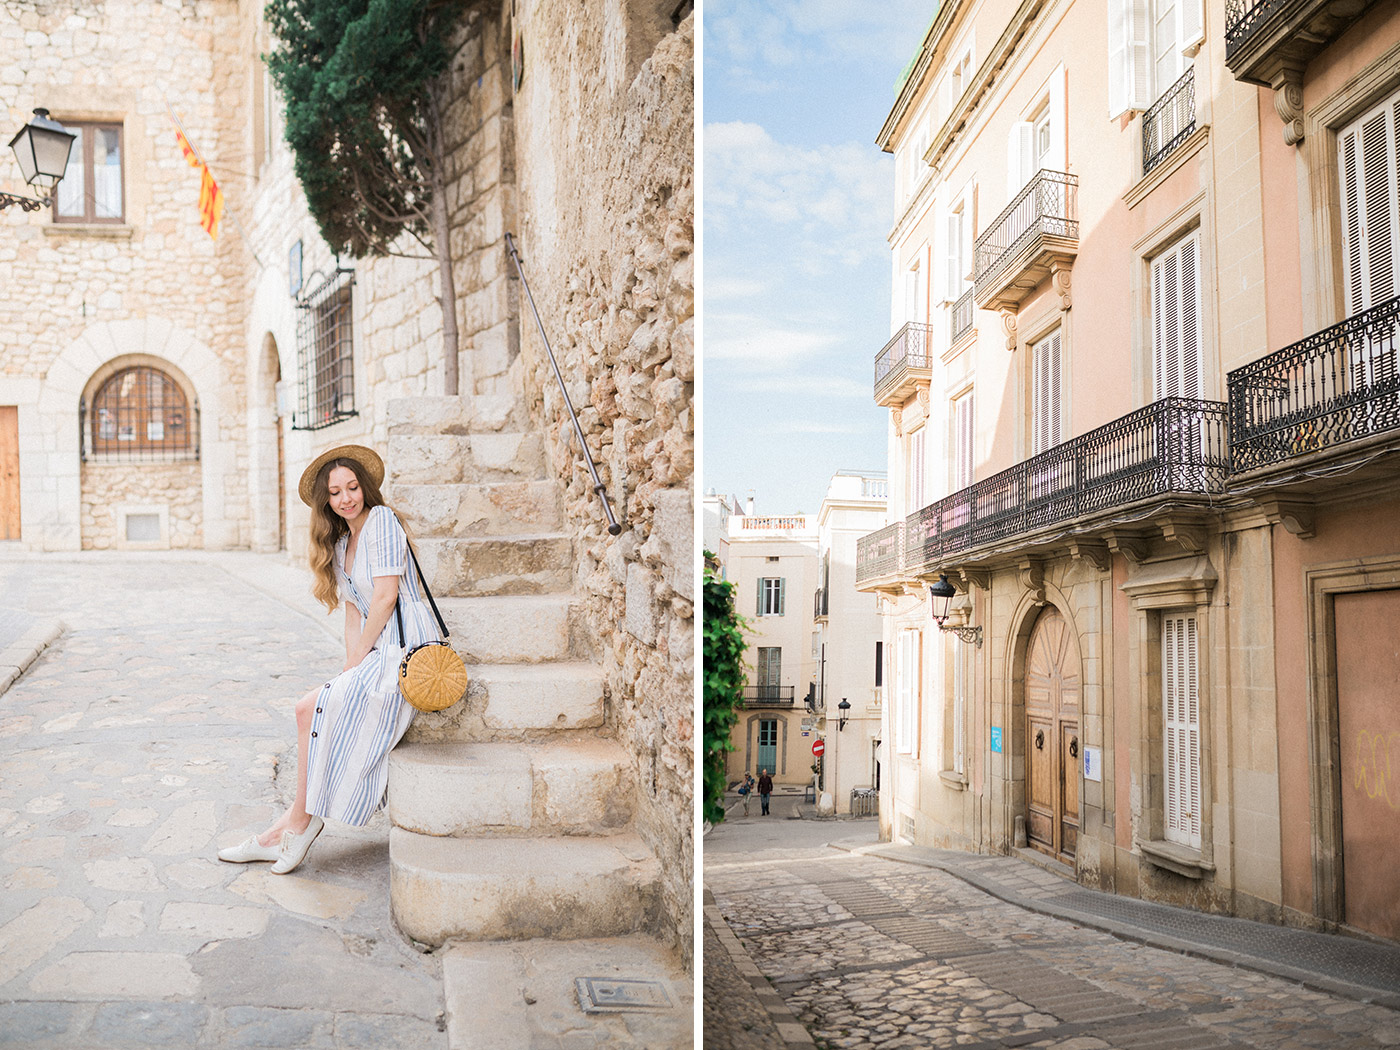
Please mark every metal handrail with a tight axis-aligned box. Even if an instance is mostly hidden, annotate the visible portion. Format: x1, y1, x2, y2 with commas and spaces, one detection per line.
874, 321, 935, 400
1224, 0, 1277, 57
950, 288, 974, 345
1143, 69, 1196, 175
974, 170, 1078, 298
505, 233, 623, 536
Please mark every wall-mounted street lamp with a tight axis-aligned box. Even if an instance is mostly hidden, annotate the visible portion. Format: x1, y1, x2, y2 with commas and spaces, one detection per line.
929, 574, 983, 648
837, 697, 851, 731
2, 108, 77, 212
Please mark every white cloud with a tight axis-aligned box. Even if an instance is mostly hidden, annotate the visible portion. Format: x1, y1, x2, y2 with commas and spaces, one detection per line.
702, 316, 841, 365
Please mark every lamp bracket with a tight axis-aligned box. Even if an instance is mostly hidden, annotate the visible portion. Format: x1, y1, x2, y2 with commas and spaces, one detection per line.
938, 622, 984, 648
0, 189, 49, 212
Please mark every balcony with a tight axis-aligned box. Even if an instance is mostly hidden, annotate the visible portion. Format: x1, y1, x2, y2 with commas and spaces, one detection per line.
1225, 0, 1382, 88
874, 322, 935, 407
1228, 296, 1400, 476
1143, 69, 1196, 176
950, 288, 975, 346
813, 587, 828, 620
742, 686, 795, 708
854, 520, 904, 590
974, 170, 1078, 314
903, 398, 1229, 574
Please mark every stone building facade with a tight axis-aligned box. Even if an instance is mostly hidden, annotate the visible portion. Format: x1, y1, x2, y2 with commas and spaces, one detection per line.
860, 0, 1400, 943
2, 0, 693, 969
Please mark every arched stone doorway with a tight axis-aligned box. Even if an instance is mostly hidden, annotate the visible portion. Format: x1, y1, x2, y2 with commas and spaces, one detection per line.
1024, 604, 1081, 863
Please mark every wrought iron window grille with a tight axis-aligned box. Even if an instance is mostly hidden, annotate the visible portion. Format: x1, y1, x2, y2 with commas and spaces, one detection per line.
80, 365, 200, 463
292, 266, 357, 432
1143, 69, 1197, 176
1224, 0, 1278, 59
1228, 295, 1400, 473
950, 288, 975, 346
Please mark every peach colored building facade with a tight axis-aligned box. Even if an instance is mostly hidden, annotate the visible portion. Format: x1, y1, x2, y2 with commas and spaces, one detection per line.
859, 0, 1400, 942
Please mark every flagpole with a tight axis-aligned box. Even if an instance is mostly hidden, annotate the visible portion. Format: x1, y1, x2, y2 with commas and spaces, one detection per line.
164, 100, 265, 270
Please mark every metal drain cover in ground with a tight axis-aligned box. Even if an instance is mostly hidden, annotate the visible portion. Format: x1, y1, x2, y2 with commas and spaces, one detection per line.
574, 977, 673, 1013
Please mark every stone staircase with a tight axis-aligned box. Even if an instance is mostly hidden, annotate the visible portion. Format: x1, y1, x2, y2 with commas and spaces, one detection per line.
382, 395, 661, 948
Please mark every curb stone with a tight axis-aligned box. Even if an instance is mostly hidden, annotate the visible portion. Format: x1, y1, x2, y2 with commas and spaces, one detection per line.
705, 897, 817, 1050
0, 617, 64, 698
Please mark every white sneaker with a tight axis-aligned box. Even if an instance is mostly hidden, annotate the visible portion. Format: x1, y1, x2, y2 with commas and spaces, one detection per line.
217, 835, 282, 864
271, 816, 324, 875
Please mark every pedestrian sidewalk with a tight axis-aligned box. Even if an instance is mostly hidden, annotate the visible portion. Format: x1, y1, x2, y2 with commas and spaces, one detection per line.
838, 838, 1400, 1009
0, 606, 63, 697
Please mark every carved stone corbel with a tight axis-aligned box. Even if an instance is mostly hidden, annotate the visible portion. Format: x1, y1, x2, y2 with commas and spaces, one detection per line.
916, 383, 930, 411
959, 568, 992, 592
1106, 530, 1152, 564
1000, 307, 1018, 351
1068, 539, 1112, 572
1018, 558, 1046, 605
892, 407, 903, 438
1160, 517, 1209, 555
1272, 68, 1305, 147
1051, 264, 1072, 312
1262, 499, 1316, 539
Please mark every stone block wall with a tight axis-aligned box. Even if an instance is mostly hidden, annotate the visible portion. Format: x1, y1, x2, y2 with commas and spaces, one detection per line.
505, 0, 695, 964
80, 461, 202, 549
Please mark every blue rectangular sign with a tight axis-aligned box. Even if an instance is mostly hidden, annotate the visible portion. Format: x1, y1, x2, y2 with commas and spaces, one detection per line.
990, 726, 1003, 753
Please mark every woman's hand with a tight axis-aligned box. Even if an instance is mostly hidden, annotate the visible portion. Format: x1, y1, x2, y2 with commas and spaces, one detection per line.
344, 574, 401, 669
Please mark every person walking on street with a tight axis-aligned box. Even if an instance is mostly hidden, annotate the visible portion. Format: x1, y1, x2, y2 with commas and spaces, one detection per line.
758, 769, 773, 816
738, 772, 755, 816
217, 444, 439, 875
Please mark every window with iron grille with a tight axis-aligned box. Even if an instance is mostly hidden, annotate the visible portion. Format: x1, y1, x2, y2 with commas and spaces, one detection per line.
83, 365, 198, 461
293, 268, 356, 430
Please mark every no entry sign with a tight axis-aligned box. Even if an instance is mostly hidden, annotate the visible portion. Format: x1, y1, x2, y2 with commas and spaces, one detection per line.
812, 739, 826, 757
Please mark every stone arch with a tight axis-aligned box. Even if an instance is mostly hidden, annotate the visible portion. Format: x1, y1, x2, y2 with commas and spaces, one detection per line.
35, 319, 235, 550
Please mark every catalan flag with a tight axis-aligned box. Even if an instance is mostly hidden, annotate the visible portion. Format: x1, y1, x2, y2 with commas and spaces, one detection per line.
172, 123, 222, 240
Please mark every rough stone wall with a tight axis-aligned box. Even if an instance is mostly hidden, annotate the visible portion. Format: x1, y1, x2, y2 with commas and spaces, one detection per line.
506, 1, 695, 964
80, 462, 202, 549
0, 0, 251, 549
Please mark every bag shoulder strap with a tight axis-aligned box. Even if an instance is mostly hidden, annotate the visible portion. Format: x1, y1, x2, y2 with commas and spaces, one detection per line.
390, 510, 450, 645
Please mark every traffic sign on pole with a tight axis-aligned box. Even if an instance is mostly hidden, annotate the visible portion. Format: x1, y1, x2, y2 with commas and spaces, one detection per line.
812, 739, 826, 757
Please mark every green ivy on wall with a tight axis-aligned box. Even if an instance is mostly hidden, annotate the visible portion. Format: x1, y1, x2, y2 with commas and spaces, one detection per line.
702, 553, 747, 825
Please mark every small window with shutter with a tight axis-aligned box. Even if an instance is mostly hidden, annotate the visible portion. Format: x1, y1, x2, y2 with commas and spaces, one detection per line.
952, 392, 974, 491
1151, 231, 1202, 401
1162, 613, 1201, 849
757, 577, 786, 617
1031, 329, 1063, 455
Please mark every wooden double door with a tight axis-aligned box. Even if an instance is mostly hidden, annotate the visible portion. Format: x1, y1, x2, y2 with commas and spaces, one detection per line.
1025, 606, 1080, 862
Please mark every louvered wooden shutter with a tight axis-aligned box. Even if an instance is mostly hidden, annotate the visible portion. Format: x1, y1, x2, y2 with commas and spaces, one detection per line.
954, 394, 974, 489
1163, 614, 1201, 849
1179, 0, 1204, 53
953, 638, 966, 775
1338, 91, 1400, 319
910, 428, 926, 508
1008, 122, 1034, 198
1152, 233, 1202, 400
1109, 0, 1152, 118
777, 577, 786, 616
1032, 331, 1062, 454
946, 210, 962, 301
756, 579, 764, 616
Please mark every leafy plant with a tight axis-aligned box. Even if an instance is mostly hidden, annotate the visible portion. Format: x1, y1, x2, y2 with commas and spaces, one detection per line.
264, 0, 465, 392
702, 552, 747, 825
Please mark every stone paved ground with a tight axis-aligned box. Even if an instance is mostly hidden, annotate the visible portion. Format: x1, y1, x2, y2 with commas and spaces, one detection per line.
0, 551, 446, 1049
705, 820, 1400, 1050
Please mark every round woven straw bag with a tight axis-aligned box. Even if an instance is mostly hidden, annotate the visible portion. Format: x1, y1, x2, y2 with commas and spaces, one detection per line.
399, 641, 469, 713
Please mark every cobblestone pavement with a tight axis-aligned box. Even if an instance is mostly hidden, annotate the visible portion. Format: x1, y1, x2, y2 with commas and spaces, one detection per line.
0, 551, 446, 1049
705, 820, 1400, 1050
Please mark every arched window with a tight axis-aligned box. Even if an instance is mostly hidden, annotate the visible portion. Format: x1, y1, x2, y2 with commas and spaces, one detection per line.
89, 366, 197, 458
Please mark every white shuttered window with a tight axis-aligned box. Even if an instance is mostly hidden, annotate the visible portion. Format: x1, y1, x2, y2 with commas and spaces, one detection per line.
953, 393, 975, 490
1108, 0, 1152, 119
1338, 90, 1400, 315
1163, 614, 1201, 849
908, 428, 926, 512
952, 638, 966, 775
1151, 232, 1202, 400
897, 629, 921, 755
1032, 330, 1063, 454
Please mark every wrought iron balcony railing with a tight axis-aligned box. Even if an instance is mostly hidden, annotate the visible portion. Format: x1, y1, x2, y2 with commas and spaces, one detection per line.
974, 170, 1077, 305
1224, 0, 1275, 59
874, 321, 935, 405
743, 686, 796, 707
814, 587, 828, 619
950, 287, 975, 345
855, 520, 904, 588
1228, 296, 1400, 474
903, 398, 1229, 573
1143, 69, 1196, 176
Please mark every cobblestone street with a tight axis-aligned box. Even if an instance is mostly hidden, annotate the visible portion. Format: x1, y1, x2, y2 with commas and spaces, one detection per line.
704, 817, 1400, 1050
0, 551, 445, 1049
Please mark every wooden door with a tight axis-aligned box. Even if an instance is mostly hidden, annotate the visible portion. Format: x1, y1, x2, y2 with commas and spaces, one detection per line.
1337, 589, 1400, 941
1025, 605, 1081, 861
0, 406, 19, 541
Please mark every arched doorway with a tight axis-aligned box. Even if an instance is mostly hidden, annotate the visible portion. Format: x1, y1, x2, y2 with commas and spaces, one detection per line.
1024, 605, 1081, 863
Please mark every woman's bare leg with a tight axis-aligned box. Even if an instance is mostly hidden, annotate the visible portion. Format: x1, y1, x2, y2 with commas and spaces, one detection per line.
257, 687, 318, 846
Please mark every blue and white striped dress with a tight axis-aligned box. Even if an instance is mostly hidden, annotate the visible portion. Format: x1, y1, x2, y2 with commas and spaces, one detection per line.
305, 505, 439, 826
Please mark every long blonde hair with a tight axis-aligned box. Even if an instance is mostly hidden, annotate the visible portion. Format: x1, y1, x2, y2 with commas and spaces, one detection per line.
307, 456, 394, 613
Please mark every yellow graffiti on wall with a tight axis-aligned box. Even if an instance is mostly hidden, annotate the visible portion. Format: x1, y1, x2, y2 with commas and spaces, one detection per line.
1353, 730, 1400, 810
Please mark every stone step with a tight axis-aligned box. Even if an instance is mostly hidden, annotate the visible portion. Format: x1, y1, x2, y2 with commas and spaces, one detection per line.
391, 480, 563, 537
386, 394, 527, 435
388, 432, 548, 485
435, 595, 575, 663
404, 661, 605, 743
414, 534, 572, 597
387, 738, 633, 836
390, 830, 661, 945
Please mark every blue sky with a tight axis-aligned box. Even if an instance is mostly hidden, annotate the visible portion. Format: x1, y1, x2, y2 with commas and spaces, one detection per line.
701, 2, 934, 515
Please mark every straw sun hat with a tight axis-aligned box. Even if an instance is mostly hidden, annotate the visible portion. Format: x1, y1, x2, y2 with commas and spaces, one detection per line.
298, 444, 385, 508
